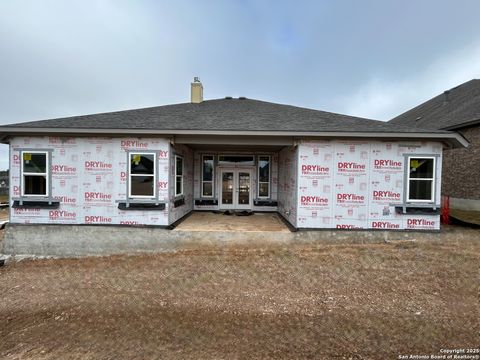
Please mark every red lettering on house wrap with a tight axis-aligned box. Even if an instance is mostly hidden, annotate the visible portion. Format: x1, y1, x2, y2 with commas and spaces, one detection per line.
120, 140, 148, 149
84, 216, 112, 223
158, 151, 168, 159
49, 137, 76, 145
49, 210, 76, 220
84, 161, 112, 170
300, 196, 329, 206
120, 220, 139, 225
336, 224, 362, 229
373, 159, 402, 169
336, 193, 365, 202
372, 190, 401, 201
54, 196, 76, 204
337, 162, 366, 170
372, 221, 400, 229
406, 218, 435, 228
84, 192, 112, 201
158, 181, 168, 189
14, 208, 40, 215
301, 165, 329, 175
51, 165, 77, 174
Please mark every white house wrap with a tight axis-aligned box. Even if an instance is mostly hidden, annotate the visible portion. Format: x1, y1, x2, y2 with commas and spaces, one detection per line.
296, 140, 442, 230
7, 135, 444, 230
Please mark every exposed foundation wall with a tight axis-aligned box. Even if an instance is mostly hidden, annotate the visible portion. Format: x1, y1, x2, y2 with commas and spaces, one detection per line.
192, 150, 279, 211
296, 140, 443, 230
6, 223, 475, 257
278, 146, 298, 227
169, 144, 194, 224
9, 136, 171, 226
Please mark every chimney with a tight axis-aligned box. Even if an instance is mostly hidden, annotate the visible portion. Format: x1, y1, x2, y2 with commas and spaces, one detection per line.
191, 77, 203, 103
443, 90, 450, 105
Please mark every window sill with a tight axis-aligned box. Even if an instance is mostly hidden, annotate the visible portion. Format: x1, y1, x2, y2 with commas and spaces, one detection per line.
118, 202, 166, 211
195, 199, 218, 206
393, 203, 440, 215
254, 199, 278, 207
174, 197, 185, 208
12, 199, 60, 209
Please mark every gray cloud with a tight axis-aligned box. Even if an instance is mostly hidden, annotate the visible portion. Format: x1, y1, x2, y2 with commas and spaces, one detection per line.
1, 0, 480, 169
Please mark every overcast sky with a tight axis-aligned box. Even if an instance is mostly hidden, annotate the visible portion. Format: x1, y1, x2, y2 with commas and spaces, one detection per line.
1, 0, 480, 170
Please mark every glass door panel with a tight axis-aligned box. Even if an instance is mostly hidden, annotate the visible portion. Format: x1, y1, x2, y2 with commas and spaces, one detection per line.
221, 171, 234, 205
238, 172, 250, 205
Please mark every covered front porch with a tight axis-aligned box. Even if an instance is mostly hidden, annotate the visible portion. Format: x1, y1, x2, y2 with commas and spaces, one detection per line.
174, 211, 292, 232
172, 134, 297, 227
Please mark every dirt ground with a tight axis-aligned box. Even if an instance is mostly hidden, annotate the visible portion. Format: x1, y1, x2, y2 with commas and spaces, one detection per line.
0, 207, 8, 222
0, 232, 479, 360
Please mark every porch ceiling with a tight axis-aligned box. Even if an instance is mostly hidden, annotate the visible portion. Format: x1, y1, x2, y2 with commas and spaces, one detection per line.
185, 144, 287, 151
174, 134, 293, 151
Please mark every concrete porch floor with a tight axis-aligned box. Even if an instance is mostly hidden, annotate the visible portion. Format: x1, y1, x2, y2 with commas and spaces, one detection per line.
173, 211, 291, 232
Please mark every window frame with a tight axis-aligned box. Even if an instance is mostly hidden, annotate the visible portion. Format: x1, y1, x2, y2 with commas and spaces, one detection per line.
406, 156, 436, 203
128, 152, 156, 199
21, 150, 49, 197
257, 155, 271, 199
201, 154, 214, 198
175, 155, 184, 197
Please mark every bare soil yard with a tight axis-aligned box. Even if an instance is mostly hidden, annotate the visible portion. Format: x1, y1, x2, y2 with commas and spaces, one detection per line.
0, 231, 479, 360
0, 207, 8, 222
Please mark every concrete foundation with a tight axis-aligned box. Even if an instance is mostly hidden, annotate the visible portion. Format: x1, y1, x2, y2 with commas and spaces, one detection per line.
450, 197, 480, 211
2, 223, 479, 257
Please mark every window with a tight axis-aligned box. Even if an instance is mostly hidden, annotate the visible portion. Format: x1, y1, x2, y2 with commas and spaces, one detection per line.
175, 155, 184, 196
407, 157, 435, 202
258, 155, 270, 198
129, 153, 155, 198
21, 151, 48, 196
202, 155, 214, 197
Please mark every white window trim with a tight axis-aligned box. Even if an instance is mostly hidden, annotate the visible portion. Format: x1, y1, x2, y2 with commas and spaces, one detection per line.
257, 155, 270, 199
406, 156, 435, 203
175, 155, 184, 197
21, 150, 49, 197
128, 152, 156, 199
201, 154, 214, 198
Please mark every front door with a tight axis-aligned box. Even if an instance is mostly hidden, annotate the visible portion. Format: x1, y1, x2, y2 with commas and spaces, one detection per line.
220, 168, 252, 210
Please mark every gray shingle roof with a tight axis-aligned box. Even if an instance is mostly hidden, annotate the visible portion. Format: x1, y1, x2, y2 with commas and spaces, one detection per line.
2, 98, 450, 134
390, 79, 480, 130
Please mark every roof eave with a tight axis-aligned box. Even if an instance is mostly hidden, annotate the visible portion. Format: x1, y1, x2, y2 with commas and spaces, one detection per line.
0, 127, 469, 148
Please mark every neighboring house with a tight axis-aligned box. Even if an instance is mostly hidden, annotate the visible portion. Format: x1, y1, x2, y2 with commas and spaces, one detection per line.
0, 170, 8, 196
390, 79, 480, 212
0, 79, 467, 234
